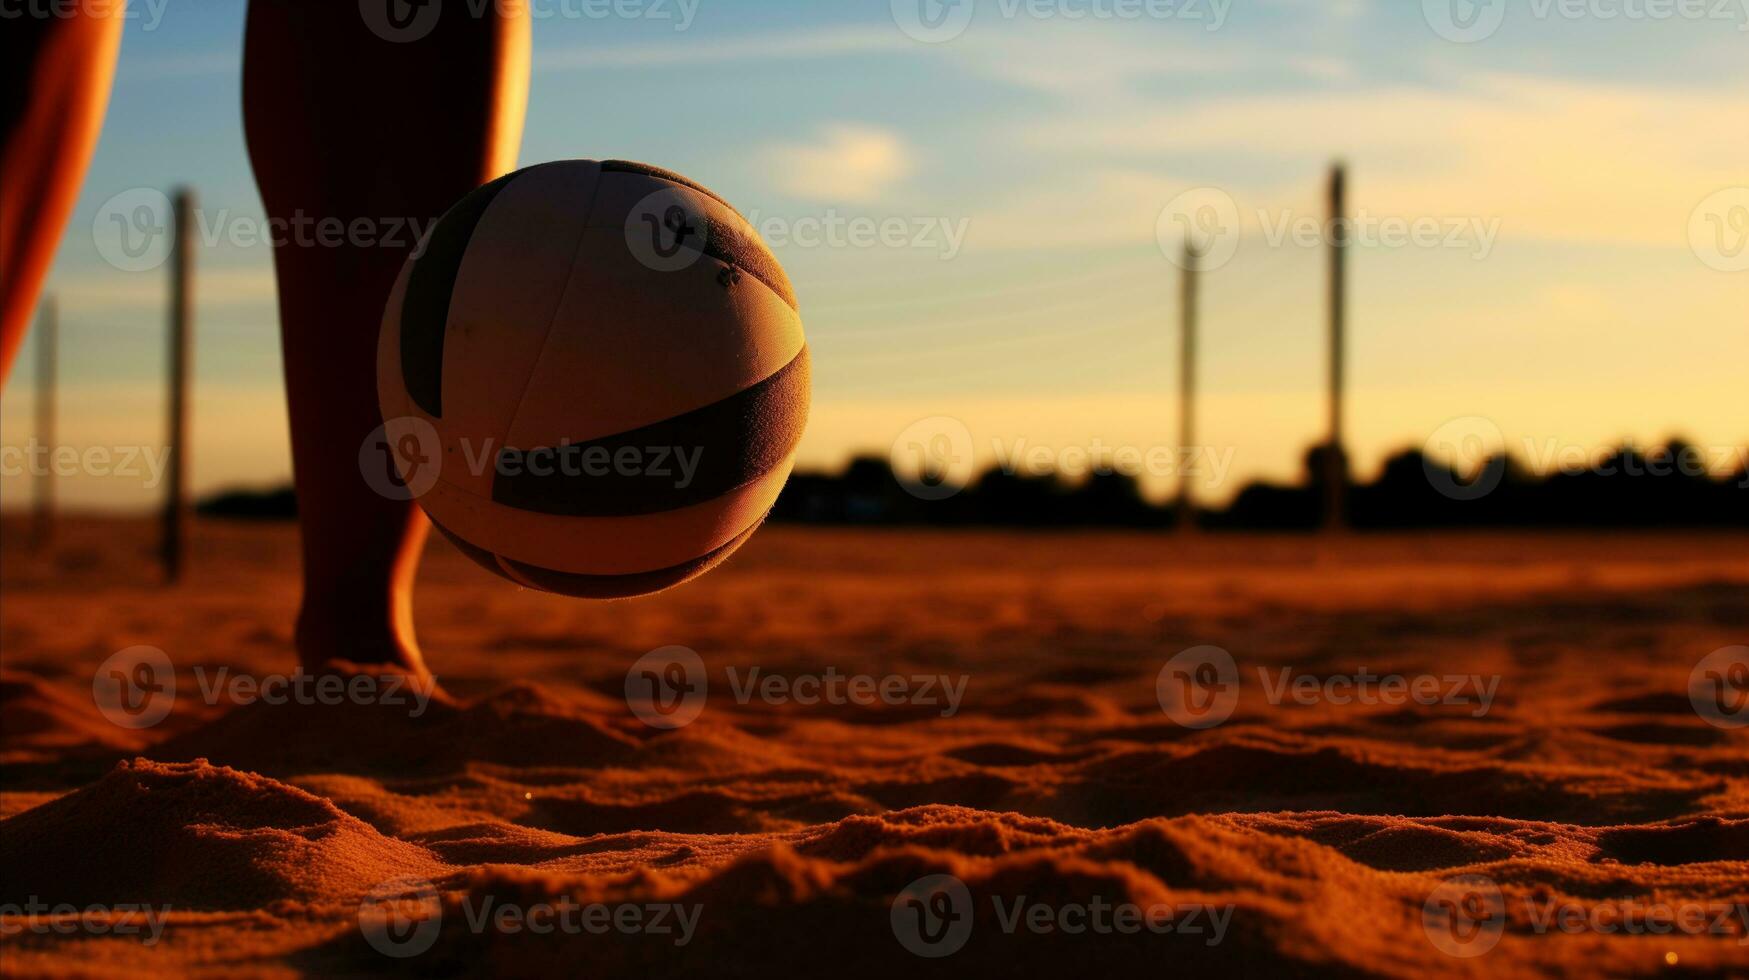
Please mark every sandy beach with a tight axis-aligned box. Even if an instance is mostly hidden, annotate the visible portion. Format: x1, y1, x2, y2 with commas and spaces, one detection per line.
0, 520, 1744, 976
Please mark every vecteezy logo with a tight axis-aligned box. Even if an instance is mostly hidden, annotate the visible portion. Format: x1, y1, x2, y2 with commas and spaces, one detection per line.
360, 0, 443, 43
890, 416, 976, 501
1157, 187, 1241, 272
1423, 416, 1508, 501
651, 206, 698, 259
1156, 645, 1240, 729
1689, 188, 1749, 273
625, 188, 711, 273
1423, 0, 1507, 43
93, 188, 174, 273
359, 417, 443, 501
625, 646, 709, 729
1422, 874, 1506, 958
891, 0, 976, 43
890, 874, 974, 958
358, 877, 444, 958
1691, 646, 1749, 730
92, 646, 176, 729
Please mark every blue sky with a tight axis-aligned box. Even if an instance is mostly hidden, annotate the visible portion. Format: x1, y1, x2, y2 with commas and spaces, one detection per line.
4, 0, 1746, 509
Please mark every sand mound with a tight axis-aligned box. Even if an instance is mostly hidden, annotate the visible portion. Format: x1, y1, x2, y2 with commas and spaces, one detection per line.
3, 525, 1746, 976
0, 759, 443, 909
290, 806, 1435, 977
153, 683, 637, 777
1053, 737, 1718, 825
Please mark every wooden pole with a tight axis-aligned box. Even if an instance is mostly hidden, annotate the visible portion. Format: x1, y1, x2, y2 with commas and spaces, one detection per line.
1177, 242, 1199, 531
31, 297, 57, 552
1324, 164, 1348, 531
163, 189, 194, 584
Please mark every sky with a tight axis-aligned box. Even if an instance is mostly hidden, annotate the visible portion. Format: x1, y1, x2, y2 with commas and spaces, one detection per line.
2, 0, 1746, 511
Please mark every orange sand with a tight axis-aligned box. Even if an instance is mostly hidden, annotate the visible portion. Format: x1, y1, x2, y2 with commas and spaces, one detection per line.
1, 520, 1746, 977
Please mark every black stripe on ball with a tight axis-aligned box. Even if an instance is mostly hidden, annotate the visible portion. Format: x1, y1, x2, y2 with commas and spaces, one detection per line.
427, 514, 515, 583
500, 516, 766, 598
399, 170, 517, 418
490, 346, 809, 517
602, 160, 737, 212
430, 512, 767, 599
696, 212, 797, 312
601, 160, 797, 312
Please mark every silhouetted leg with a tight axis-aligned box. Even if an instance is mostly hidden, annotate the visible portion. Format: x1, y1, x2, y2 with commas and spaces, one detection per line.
242, 0, 530, 675
0, 5, 125, 384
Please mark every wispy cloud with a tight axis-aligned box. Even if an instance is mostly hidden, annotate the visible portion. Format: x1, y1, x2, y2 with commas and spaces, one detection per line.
535, 25, 909, 71
758, 124, 915, 203
1000, 74, 1749, 248
941, 24, 1248, 98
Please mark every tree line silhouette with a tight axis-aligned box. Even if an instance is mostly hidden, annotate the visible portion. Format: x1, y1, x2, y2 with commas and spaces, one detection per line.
768, 440, 1748, 529
198, 439, 1745, 528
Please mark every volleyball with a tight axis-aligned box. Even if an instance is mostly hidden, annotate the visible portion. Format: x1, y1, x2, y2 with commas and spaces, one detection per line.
375, 160, 808, 598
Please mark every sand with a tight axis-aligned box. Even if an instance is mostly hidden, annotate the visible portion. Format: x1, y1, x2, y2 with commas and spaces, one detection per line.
1, 519, 1746, 977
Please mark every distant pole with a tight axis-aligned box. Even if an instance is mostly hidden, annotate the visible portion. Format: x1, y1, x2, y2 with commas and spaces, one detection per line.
1177, 242, 1199, 531
162, 188, 195, 584
31, 297, 57, 552
1324, 164, 1348, 531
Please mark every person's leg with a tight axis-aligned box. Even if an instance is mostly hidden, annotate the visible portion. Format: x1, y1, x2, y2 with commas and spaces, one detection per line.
242, 0, 530, 675
0, 4, 126, 385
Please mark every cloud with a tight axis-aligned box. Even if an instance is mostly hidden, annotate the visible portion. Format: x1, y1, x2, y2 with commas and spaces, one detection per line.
941, 24, 1246, 98
532, 20, 1336, 92
989, 75, 1749, 250
1262, 0, 1368, 16
49, 266, 277, 316
535, 25, 909, 71
759, 125, 915, 204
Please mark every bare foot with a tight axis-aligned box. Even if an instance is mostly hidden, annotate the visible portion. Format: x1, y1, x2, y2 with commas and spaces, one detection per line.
293, 597, 445, 704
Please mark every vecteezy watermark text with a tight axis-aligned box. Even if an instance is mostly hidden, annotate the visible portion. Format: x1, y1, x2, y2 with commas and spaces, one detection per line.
358, 877, 701, 959
890, 873, 1234, 958
361, 418, 707, 501
1690, 187, 1749, 273
1156, 646, 1501, 729
0, 899, 171, 947
623, 646, 971, 729
1424, 0, 1749, 44
190, 667, 436, 718
0, 0, 170, 31
1, 441, 171, 488
1691, 646, 1749, 729
495, 444, 704, 486
723, 666, 969, 715
890, 0, 1231, 44
742, 210, 971, 261
93, 187, 439, 272
1421, 417, 1749, 501
91, 646, 437, 730
1157, 188, 1503, 272
889, 416, 1238, 502
360, 0, 700, 43
1423, 874, 1749, 958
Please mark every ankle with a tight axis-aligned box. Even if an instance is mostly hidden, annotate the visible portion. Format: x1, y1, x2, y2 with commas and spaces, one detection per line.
293, 594, 426, 676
